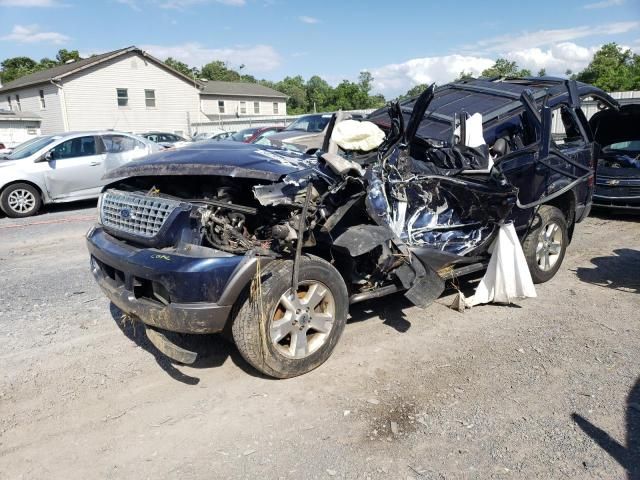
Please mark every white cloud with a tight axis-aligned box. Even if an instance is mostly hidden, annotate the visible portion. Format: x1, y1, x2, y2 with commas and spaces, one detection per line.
159, 0, 245, 8
141, 42, 282, 72
368, 40, 620, 98
584, 0, 624, 9
299, 16, 319, 24
1, 24, 69, 44
0, 0, 63, 5
466, 21, 639, 53
505, 42, 598, 74
370, 54, 495, 97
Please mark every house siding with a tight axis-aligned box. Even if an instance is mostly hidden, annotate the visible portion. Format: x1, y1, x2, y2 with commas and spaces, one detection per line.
200, 95, 286, 118
61, 52, 201, 135
1, 83, 64, 134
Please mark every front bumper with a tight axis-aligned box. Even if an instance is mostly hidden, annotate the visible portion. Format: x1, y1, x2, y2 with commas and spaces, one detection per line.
594, 178, 640, 210
86, 226, 267, 334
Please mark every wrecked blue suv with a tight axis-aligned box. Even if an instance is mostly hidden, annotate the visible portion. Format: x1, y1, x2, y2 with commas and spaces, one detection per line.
87, 78, 615, 378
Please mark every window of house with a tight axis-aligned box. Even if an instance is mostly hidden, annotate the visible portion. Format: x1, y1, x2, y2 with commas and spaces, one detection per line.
240, 101, 246, 114
254, 101, 260, 114
39, 90, 46, 109
218, 100, 225, 114
51, 136, 96, 159
551, 105, 584, 147
145, 89, 156, 108
116, 89, 128, 107
273, 102, 279, 114
7, 96, 11, 111
15, 94, 21, 111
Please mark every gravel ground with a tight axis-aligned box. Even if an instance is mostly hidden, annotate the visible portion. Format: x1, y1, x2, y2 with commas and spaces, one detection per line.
0, 203, 638, 480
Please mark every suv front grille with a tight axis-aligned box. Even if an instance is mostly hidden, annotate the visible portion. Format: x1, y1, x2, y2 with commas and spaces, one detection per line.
100, 190, 185, 238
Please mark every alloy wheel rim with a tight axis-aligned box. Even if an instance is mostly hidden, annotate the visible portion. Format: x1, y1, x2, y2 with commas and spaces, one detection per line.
269, 281, 336, 359
536, 221, 563, 271
7, 189, 36, 213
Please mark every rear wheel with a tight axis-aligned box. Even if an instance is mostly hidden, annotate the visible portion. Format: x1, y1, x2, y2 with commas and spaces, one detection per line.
0, 183, 42, 218
522, 205, 568, 284
232, 255, 348, 378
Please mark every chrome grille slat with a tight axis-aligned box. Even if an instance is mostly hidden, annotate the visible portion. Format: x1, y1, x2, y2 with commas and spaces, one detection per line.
100, 190, 184, 238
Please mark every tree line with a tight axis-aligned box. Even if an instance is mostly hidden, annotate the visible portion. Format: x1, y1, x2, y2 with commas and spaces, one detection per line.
1, 43, 638, 114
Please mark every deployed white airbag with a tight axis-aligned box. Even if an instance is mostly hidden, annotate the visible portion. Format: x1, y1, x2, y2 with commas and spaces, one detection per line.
331, 120, 385, 152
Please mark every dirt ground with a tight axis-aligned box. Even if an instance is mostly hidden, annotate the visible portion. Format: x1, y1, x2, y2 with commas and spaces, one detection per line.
0, 202, 638, 480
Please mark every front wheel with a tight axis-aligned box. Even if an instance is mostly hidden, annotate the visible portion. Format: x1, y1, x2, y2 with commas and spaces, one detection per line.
232, 255, 348, 379
521, 205, 568, 284
0, 183, 42, 218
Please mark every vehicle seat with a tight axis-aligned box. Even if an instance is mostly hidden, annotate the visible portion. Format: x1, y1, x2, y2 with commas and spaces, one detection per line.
490, 137, 510, 158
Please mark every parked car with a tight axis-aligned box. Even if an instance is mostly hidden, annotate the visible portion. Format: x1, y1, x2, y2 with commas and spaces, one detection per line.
229, 127, 283, 143
192, 131, 235, 142
86, 78, 610, 378
590, 103, 640, 210
0, 131, 160, 217
254, 114, 336, 153
241, 126, 284, 143
141, 132, 190, 149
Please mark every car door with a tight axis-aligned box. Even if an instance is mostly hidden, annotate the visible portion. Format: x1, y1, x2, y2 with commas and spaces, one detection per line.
43, 135, 107, 200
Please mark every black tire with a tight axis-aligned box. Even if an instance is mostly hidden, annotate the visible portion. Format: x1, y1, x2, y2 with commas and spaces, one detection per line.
231, 255, 348, 379
0, 183, 42, 218
522, 205, 568, 284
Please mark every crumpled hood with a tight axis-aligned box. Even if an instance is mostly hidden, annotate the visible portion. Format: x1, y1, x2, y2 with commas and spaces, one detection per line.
104, 141, 317, 182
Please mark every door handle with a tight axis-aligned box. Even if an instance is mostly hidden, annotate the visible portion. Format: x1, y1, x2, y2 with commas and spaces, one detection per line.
90, 161, 102, 166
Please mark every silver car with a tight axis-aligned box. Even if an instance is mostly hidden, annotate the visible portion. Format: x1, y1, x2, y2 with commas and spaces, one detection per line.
0, 131, 160, 217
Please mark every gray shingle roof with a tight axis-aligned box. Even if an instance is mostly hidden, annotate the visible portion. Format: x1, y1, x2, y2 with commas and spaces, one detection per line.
0, 46, 199, 93
200, 81, 287, 98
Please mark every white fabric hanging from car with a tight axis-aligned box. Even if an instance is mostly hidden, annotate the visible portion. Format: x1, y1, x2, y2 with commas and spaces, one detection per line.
456, 222, 537, 308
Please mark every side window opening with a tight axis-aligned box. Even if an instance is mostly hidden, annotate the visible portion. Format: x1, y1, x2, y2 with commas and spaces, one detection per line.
551, 105, 584, 147
51, 136, 96, 159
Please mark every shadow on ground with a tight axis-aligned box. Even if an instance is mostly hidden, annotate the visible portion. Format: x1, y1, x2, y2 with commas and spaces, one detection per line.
572, 376, 640, 480
575, 248, 640, 294
590, 207, 640, 223
348, 293, 414, 333
109, 303, 266, 384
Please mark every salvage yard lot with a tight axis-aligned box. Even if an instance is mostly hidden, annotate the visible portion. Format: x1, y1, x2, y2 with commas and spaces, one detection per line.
0, 205, 638, 479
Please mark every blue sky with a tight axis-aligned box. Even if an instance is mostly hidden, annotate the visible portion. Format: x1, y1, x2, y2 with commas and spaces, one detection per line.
1, 0, 639, 96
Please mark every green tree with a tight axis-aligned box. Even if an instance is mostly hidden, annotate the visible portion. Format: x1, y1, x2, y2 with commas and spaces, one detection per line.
0, 57, 39, 83
399, 83, 429, 99
164, 57, 197, 77
38, 57, 59, 70
56, 49, 81, 64
576, 43, 640, 91
456, 70, 474, 81
276, 76, 307, 114
306, 75, 332, 112
201, 60, 241, 81
481, 58, 531, 78
537, 68, 547, 77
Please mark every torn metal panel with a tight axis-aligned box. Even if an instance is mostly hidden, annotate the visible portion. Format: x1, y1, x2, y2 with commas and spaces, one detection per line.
333, 225, 395, 257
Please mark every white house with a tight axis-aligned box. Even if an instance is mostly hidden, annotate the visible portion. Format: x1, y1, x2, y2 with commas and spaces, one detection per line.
0, 110, 41, 148
200, 81, 287, 120
0, 46, 287, 137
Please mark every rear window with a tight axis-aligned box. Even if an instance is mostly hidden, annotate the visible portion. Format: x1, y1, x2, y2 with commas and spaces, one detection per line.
102, 135, 146, 153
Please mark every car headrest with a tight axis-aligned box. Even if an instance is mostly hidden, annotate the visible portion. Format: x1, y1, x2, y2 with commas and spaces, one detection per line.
491, 137, 509, 157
